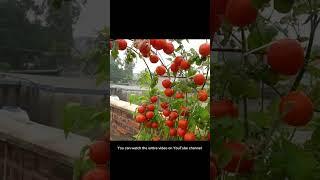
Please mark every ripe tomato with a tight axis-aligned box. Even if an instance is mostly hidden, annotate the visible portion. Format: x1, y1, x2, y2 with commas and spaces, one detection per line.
147, 104, 155, 111
89, 140, 109, 165
164, 88, 174, 97
152, 39, 166, 50
145, 121, 152, 128
194, 74, 206, 86
163, 109, 170, 117
184, 132, 196, 141
223, 142, 254, 173
199, 43, 210, 57
149, 54, 159, 63
169, 111, 179, 120
180, 60, 190, 70
174, 56, 184, 66
165, 120, 174, 128
151, 122, 159, 128
146, 111, 155, 119
160, 102, 169, 109
198, 90, 208, 101
150, 39, 156, 47
214, 0, 229, 15
156, 65, 166, 76
175, 92, 184, 99
163, 41, 174, 54
225, 0, 257, 27
137, 106, 145, 113
136, 114, 146, 123
178, 119, 188, 129
211, 99, 238, 118
267, 39, 304, 75
280, 91, 313, 126
169, 128, 177, 136
139, 41, 151, 56
162, 79, 172, 88
170, 63, 179, 72
116, 39, 127, 50
82, 168, 108, 180
150, 96, 158, 103
177, 128, 186, 137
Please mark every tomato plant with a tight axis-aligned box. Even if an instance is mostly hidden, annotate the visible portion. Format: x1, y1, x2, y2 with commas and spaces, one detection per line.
211, 0, 320, 179
111, 39, 210, 141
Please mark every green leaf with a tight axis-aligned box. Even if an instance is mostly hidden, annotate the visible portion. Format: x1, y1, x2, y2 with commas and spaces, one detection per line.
63, 103, 98, 138
111, 41, 119, 59
73, 159, 96, 180
274, 0, 294, 13
228, 76, 248, 98
90, 111, 108, 123
217, 147, 233, 168
311, 127, 320, 146
310, 45, 320, 60
248, 112, 272, 128
227, 121, 245, 141
248, 24, 278, 50
246, 80, 260, 99
306, 65, 320, 78
150, 75, 158, 88
283, 140, 317, 179
267, 98, 281, 118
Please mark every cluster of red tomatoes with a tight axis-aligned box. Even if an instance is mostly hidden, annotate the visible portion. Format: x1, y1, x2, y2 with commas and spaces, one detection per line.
134, 74, 209, 141
81, 135, 110, 180
113, 40, 211, 141
211, 99, 253, 178
210, 38, 314, 178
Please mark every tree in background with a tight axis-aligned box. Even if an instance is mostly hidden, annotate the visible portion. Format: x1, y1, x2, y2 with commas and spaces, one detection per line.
0, 0, 86, 70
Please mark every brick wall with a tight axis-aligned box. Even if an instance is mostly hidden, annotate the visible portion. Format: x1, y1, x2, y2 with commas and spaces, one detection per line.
0, 140, 74, 180
110, 97, 140, 140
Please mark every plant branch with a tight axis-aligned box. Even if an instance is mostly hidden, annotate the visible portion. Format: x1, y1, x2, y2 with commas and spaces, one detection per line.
202, 63, 210, 90
241, 28, 249, 138
243, 97, 249, 138
291, 14, 319, 91
289, 128, 297, 141
128, 46, 153, 79
260, 82, 264, 112
156, 50, 171, 79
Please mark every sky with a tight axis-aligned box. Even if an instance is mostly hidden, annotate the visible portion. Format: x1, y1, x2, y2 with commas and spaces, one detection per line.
73, 0, 109, 37
116, 39, 209, 74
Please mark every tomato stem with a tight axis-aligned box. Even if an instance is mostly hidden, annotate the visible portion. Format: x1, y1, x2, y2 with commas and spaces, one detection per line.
291, 14, 319, 91
241, 28, 249, 139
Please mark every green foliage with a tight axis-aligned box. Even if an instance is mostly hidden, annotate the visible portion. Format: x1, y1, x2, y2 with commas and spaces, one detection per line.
247, 22, 278, 50
63, 103, 108, 140
212, 0, 320, 178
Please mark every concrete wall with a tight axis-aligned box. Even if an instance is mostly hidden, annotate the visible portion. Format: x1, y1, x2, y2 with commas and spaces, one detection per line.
0, 115, 90, 179
0, 73, 107, 129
